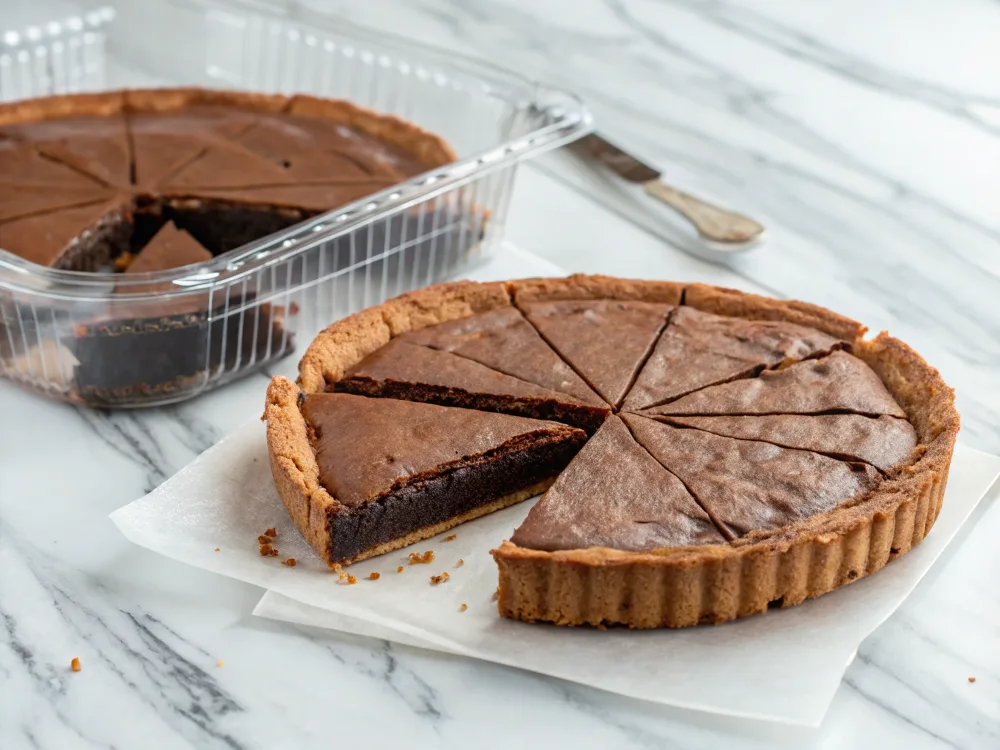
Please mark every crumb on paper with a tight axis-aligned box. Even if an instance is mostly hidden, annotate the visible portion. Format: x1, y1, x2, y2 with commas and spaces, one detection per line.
265, 528, 277, 537
257, 535, 272, 545
214, 547, 220, 552
430, 572, 450, 585
259, 543, 275, 557
460, 603, 468, 612
408, 550, 435, 565
282, 558, 297, 567
456, 558, 464, 567
969, 677, 977, 683
442, 534, 456, 542
217, 661, 224, 668
70, 657, 81, 672
346, 574, 357, 585
368, 572, 380, 581
397, 566, 404, 573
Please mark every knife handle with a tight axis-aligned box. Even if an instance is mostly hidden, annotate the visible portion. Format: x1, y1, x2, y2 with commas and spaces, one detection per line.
642, 180, 765, 246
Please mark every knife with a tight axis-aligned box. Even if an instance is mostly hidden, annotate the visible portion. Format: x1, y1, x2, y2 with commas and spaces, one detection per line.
568, 133, 765, 250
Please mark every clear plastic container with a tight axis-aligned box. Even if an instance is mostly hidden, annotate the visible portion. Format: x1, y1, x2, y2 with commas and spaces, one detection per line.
0, 0, 591, 407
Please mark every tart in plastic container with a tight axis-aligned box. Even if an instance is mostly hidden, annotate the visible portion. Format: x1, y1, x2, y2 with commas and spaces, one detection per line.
0, 1, 591, 407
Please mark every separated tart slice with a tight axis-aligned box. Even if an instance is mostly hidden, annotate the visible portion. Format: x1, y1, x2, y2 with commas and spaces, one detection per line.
265, 378, 586, 565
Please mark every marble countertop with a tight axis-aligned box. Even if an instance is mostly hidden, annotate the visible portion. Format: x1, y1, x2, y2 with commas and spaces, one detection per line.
2, 0, 999, 748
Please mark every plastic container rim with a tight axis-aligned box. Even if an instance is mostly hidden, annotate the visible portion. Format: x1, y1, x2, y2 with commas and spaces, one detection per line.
0, 0, 592, 299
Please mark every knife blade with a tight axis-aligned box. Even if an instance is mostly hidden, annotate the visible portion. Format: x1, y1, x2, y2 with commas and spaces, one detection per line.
567, 132, 765, 250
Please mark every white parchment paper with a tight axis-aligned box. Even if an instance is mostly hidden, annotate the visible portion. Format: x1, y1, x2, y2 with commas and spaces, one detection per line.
108, 245, 1000, 727
109, 428, 999, 726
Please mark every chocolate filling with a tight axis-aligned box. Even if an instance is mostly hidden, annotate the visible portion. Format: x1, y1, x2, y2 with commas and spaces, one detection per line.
335, 378, 609, 434
326, 434, 581, 563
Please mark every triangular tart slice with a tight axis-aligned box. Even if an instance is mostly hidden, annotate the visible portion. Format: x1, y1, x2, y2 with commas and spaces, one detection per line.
662, 414, 917, 474
623, 414, 882, 540
622, 306, 846, 411
398, 307, 605, 407
337, 338, 609, 432
267, 380, 586, 564
644, 351, 907, 418
510, 416, 725, 552
123, 221, 212, 274
520, 299, 672, 408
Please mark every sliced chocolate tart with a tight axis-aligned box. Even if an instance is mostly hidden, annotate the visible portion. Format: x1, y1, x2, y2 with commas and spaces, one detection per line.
0, 87, 459, 405
265, 377, 586, 565
263, 275, 958, 629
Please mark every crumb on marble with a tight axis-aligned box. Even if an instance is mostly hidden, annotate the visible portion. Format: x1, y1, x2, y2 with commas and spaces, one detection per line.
397, 566, 404, 573
282, 558, 297, 567
460, 603, 468, 612
265, 528, 277, 537
456, 559, 464, 567
217, 661, 224, 667
430, 572, 450, 585
369, 572, 380, 581
346, 574, 357, 585
214, 547, 220, 552
70, 657, 81, 672
442, 534, 456, 542
408, 550, 435, 565
968, 677, 976, 683
339, 572, 346, 581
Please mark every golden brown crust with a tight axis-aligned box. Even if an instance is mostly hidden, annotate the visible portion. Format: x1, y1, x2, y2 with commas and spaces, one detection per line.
268, 275, 957, 627
297, 308, 392, 394
509, 274, 684, 305
379, 280, 511, 336
684, 283, 866, 342
264, 376, 340, 563
0, 91, 127, 124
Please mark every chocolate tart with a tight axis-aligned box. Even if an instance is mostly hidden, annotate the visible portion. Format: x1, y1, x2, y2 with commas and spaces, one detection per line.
265, 275, 958, 628
0, 88, 457, 405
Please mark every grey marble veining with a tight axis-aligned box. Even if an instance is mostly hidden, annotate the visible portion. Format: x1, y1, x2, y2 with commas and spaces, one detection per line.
2, 0, 1000, 748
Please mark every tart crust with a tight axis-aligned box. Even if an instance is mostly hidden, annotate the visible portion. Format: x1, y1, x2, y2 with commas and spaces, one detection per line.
266, 274, 958, 627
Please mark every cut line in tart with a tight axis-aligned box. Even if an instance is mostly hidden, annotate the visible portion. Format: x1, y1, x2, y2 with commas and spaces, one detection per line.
264, 274, 959, 629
